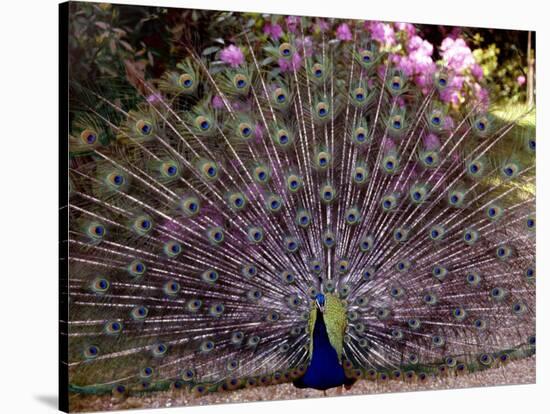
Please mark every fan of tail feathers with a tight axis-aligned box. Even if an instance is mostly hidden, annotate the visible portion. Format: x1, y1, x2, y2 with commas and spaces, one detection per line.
67, 17, 535, 398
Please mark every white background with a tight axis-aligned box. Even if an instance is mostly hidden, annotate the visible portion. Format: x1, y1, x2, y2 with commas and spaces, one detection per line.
0, 0, 546, 413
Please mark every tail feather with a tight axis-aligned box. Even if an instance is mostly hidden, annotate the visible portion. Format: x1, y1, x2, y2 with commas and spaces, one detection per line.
67, 13, 535, 397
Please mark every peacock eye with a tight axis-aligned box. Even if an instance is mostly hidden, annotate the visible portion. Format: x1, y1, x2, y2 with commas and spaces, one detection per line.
105, 321, 122, 334
84, 345, 99, 359
353, 87, 366, 102
279, 43, 292, 57
179, 73, 194, 89
239, 122, 253, 138
234, 74, 248, 89
247, 227, 264, 243
128, 260, 146, 277
129, 305, 149, 320
323, 232, 336, 248
167, 165, 177, 176
80, 129, 97, 145
195, 115, 212, 132
115, 384, 126, 395
136, 119, 153, 136
198, 160, 219, 180
380, 153, 401, 175
285, 240, 300, 258
496, 245, 511, 259
92, 277, 109, 293
107, 171, 126, 188
359, 50, 374, 65
479, 353, 492, 365
317, 103, 329, 117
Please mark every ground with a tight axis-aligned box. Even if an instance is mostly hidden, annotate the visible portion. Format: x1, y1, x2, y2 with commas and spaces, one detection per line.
69, 355, 535, 412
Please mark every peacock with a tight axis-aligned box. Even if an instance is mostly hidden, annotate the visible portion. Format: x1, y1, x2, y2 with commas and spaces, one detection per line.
63, 7, 536, 411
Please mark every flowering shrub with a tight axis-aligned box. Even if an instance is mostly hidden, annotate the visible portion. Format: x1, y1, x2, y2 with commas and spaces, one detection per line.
363, 20, 489, 109
234, 16, 494, 110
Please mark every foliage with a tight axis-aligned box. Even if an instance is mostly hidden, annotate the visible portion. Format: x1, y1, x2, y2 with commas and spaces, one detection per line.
68, 3, 535, 135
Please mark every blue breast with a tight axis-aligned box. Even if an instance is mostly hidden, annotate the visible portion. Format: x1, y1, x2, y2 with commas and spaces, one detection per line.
293, 310, 351, 390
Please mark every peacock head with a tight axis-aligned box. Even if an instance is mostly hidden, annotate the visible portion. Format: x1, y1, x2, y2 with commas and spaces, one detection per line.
315, 293, 326, 312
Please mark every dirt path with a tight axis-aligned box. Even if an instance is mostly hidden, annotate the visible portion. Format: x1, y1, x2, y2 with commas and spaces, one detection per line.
69, 356, 535, 412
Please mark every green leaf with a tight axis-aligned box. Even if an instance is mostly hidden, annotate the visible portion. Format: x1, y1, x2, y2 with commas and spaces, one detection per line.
202, 46, 220, 56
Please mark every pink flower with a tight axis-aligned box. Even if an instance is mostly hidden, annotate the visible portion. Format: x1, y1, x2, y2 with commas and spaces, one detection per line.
439, 74, 465, 104
395, 96, 406, 108
395, 22, 415, 37
423, 133, 441, 150
220, 45, 244, 68
286, 16, 299, 33
211, 95, 224, 109
474, 84, 489, 110
336, 23, 353, 41
517, 75, 526, 86
279, 52, 303, 73
263, 23, 283, 40
444, 116, 455, 130
369, 21, 395, 47
471, 64, 483, 81
391, 35, 435, 94
315, 18, 330, 33
296, 36, 313, 57
146, 93, 162, 103
254, 123, 264, 143
440, 37, 475, 73
392, 54, 414, 76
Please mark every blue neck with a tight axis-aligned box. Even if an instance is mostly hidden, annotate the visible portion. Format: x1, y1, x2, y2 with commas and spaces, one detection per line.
292, 309, 352, 390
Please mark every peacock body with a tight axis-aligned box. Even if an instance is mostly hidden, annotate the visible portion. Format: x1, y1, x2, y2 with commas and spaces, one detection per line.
65, 9, 536, 407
